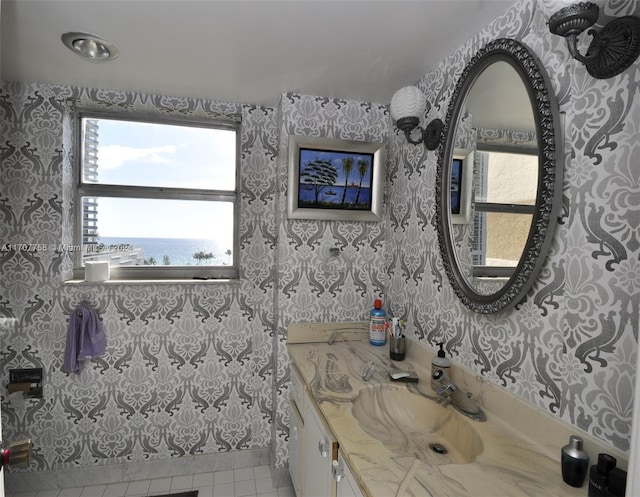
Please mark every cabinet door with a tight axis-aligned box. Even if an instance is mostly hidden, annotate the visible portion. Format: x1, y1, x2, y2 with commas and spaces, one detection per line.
303, 400, 336, 497
335, 453, 364, 497
289, 401, 304, 497
290, 366, 306, 418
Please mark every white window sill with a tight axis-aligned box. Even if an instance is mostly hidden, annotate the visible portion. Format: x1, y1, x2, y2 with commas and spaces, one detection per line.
63, 278, 241, 286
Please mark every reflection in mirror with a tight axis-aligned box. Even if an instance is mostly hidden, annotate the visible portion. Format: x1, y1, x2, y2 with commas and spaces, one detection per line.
452, 60, 538, 295
436, 39, 562, 313
472, 150, 537, 276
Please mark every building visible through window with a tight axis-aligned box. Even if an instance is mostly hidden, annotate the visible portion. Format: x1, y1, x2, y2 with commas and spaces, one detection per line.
83, 119, 100, 246
472, 150, 537, 278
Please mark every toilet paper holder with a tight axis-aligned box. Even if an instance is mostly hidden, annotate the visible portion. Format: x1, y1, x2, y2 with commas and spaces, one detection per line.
8, 368, 43, 399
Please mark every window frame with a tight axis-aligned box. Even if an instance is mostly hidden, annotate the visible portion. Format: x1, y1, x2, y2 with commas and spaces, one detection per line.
73, 109, 241, 281
471, 145, 538, 279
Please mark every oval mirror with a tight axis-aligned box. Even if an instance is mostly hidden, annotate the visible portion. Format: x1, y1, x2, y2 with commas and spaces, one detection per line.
436, 39, 562, 313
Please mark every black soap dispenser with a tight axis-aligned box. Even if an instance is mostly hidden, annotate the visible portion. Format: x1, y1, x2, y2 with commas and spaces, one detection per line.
561, 435, 589, 487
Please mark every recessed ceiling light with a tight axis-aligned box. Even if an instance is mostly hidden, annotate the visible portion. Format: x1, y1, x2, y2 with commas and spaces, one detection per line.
61, 32, 118, 62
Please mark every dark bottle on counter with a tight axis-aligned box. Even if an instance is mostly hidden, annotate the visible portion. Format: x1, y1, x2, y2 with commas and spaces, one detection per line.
561, 435, 589, 487
588, 453, 617, 497
608, 466, 628, 497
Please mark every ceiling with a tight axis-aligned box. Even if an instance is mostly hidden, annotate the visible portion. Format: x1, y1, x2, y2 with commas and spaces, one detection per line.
1, 0, 516, 108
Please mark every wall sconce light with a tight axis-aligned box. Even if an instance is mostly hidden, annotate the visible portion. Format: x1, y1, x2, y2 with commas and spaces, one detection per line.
390, 86, 443, 151
547, 1, 640, 79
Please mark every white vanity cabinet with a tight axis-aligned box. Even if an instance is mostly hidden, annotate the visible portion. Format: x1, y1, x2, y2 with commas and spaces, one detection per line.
334, 451, 365, 497
290, 364, 365, 497
289, 401, 304, 497
289, 367, 305, 497
303, 399, 338, 497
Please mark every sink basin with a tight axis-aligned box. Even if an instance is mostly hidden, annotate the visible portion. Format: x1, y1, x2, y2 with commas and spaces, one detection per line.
351, 385, 483, 465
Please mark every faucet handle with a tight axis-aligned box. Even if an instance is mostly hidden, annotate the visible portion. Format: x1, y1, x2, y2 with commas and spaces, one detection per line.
432, 368, 455, 396
432, 368, 451, 386
432, 369, 445, 381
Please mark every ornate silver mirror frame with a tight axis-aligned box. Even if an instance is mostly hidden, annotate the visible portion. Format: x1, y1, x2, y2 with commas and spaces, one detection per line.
435, 38, 563, 313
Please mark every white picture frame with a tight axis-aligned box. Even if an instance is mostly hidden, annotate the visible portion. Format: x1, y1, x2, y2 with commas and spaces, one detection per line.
287, 135, 385, 222
451, 148, 473, 224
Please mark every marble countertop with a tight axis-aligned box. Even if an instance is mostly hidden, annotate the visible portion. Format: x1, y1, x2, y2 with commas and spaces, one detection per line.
288, 327, 587, 497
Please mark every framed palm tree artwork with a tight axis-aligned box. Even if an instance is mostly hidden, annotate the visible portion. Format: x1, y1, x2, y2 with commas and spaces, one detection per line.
451, 148, 473, 224
287, 135, 385, 221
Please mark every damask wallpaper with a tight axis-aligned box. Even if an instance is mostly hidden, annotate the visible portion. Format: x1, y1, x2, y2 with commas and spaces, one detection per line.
273, 93, 390, 467
386, 0, 639, 453
0, 84, 279, 471
0, 0, 637, 483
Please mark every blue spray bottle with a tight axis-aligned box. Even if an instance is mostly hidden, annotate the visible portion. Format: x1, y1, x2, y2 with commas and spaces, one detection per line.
369, 299, 387, 346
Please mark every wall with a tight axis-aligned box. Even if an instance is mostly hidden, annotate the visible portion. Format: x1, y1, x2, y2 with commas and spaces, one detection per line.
0, 83, 279, 471
0, 85, 389, 477
387, 0, 639, 453
272, 93, 390, 467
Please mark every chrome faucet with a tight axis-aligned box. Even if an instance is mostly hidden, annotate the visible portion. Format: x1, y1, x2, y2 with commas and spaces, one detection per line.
431, 369, 487, 422
431, 368, 455, 398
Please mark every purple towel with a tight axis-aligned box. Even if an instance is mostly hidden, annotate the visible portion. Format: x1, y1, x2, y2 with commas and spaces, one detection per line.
62, 305, 106, 374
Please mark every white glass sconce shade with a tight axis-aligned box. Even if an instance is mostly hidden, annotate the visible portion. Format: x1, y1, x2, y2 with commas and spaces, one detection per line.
390, 85, 442, 151
390, 86, 427, 122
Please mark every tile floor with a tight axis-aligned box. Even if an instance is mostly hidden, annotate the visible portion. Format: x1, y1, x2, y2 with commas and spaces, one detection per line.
8, 464, 295, 497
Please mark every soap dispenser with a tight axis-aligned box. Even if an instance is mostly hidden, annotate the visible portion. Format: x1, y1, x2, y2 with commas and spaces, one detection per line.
431, 343, 451, 373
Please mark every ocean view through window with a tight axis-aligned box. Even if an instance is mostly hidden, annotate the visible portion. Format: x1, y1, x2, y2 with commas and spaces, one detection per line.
96, 237, 232, 266
75, 113, 239, 280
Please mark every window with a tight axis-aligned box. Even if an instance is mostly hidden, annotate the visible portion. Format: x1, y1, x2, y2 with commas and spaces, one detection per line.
75, 112, 239, 280
472, 150, 537, 278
